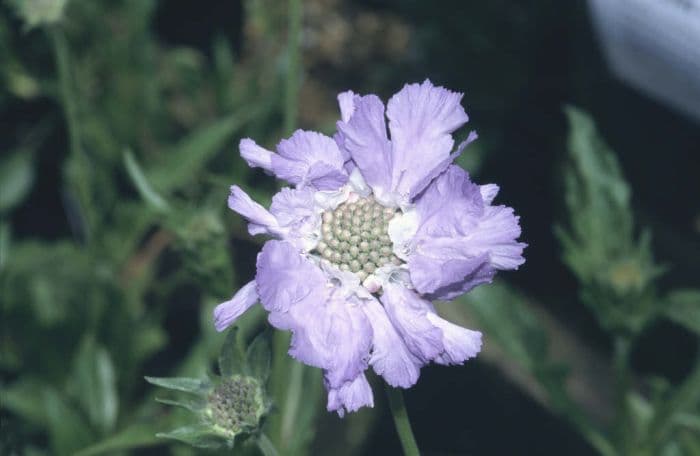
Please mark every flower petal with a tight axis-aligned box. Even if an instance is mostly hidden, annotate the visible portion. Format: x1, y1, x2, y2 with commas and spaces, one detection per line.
336, 94, 393, 203
255, 240, 327, 313
386, 80, 470, 200
326, 373, 374, 417
240, 138, 274, 171
380, 283, 444, 363
269, 187, 320, 251
273, 130, 348, 190
362, 298, 421, 388
407, 165, 525, 300
425, 311, 482, 365
213, 280, 259, 332
228, 185, 281, 236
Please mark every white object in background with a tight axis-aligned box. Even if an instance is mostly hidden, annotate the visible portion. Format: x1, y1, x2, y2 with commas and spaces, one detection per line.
588, 0, 700, 122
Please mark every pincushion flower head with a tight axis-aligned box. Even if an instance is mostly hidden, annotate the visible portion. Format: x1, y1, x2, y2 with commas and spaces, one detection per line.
214, 80, 526, 416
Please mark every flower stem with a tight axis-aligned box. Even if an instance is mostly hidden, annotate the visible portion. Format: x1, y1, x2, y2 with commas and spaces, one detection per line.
384, 384, 420, 456
256, 433, 280, 456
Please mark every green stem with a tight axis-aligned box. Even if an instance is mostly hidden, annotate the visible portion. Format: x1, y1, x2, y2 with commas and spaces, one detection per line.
256, 433, 280, 456
384, 384, 420, 456
281, 361, 304, 443
613, 336, 632, 454
48, 26, 93, 243
283, 0, 302, 136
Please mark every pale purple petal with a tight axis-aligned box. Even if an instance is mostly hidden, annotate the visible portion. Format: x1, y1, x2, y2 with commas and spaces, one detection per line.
380, 283, 444, 363
273, 130, 348, 190
362, 298, 421, 388
337, 90, 356, 122
407, 166, 525, 300
425, 311, 482, 365
326, 373, 374, 417
213, 281, 259, 332
269, 187, 320, 250
255, 240, 327, 313
240, 138, 273, 171
336, 94, 393, 201
480, 183, 499, 205
409, 251, 495, 300
228, 185, 281, 237
386, 80, 469, 199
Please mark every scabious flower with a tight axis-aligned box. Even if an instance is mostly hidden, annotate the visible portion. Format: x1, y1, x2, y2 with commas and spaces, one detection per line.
214, 80, 526, 416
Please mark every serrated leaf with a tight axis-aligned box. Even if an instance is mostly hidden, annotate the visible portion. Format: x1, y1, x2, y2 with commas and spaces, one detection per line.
71, 337, 119, 434
123, 149, 171, 213
246, 329, 271, 382
145, 376, 210, 394
663, 289, 700, 335
157, 425, 230, 449
219, 326, 246, 377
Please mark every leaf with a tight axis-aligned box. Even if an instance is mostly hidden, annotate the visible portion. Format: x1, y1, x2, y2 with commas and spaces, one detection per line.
156, 396, 206, 413
145, 376, 210, 394
663, 289, 700, 335
219, 326, 246, 377
74, 423, 162, 456
71, 337, 119, 434
246, 329, 271, 382
43, 388, 93, 455
123, 149, 171, 213
0, 378, 50, 426
148, 112, 254, 194
156, 425, 230, 449
0, 149, 34, 213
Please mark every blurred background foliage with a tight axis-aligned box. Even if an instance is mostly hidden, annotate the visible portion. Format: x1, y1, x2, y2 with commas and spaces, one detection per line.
1, 0, 699, 455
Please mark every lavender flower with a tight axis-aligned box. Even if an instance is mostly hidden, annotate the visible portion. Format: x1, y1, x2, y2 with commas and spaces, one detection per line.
214, 80, 526, 416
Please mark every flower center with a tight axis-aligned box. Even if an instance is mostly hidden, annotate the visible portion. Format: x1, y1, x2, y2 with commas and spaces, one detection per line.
315, 196, 402, 281
208, 376, 263, 434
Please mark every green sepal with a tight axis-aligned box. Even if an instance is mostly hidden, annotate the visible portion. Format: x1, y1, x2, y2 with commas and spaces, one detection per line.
245, 329, 271, 382
219, 327, 247, 377
156, 424, 231, 450
144, 376, 211, 394
155, 396, 207, 413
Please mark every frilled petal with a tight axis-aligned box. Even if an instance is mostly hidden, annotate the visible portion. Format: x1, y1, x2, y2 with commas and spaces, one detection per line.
326, 373, 374, 417
213, 280, 259, 332
336, 94, 393, 203
269, 187, 320, 251
240, 138, 273, 171
409, 251, 495, 300
255, 240, 327, 313
380, 283, 444, 363
407, 166, 525, 300
386, 80, 470, 200
425, 311, 482, 365
228, 185, 281, 236
337, 90, 356, 122
272, 130, 348, 190
362, 298, 421, 388
279, 292, 372, 384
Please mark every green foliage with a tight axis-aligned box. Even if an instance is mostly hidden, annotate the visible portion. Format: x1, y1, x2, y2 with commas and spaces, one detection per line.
145, 327, 273, 451
557, 107, 663, 335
